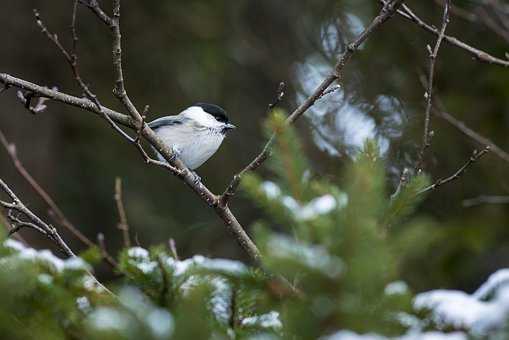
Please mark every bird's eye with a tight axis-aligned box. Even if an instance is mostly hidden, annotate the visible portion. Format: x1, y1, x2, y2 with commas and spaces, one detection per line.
215, 115, 227, 123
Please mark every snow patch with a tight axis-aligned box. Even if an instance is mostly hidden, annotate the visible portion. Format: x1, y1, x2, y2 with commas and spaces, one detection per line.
88, 307, 130, 331
167, 254, 247, 277
261, 181, 281, 199
242, 311, 282, 330
145, 309, 174, 338
385, 281, 409, 296
473, 269, 509, 300
321, 330, 466, 340
127, 247, 149, 259
414, 269, 509, 336
77, 296, 91, 313
266, 235, 343, 278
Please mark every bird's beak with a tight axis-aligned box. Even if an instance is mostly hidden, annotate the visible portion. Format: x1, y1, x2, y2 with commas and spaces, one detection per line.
224, 123, 236, 130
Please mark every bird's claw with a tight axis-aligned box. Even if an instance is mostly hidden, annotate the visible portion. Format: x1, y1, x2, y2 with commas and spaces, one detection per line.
169, 146, 182, 162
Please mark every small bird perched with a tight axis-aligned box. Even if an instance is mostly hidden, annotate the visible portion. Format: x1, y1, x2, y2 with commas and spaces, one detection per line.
148, 103, 236, 171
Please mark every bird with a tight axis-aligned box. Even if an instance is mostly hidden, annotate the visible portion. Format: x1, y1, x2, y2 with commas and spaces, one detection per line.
148, 103, 236, 173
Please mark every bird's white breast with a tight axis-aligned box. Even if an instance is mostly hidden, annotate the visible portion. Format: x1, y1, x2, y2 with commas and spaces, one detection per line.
178, 129, 225, 169
155, 125, 225, 170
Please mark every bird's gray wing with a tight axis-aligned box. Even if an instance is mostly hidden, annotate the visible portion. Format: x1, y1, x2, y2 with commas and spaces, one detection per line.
148, 116, 183, 130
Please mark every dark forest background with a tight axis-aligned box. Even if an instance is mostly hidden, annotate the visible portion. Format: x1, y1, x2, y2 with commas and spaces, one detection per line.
1, 0, 508, 292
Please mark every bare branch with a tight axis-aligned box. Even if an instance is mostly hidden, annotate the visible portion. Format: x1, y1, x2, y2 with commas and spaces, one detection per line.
0, 210, 26, 244
114, 177, 131, 248
80, 0, 142, 122
318, 84, 342, 100
397, 4, 509, 67
109, 0, 143, 122
34, 8, 134, 142
1, 0, 404, 265
78, 0, 112, 26
418, 147, 490, 195
0, 128, 118, 267
0, 178, 75, 257
436, 108, 509, 163
219, 82, 286, 207
7, 210, 48, 236
0, 72, 260, 262
415, 0, 450, 173
0, 183, 113, 294
463, 195, 509, 207
391, 167, 411, 199
433, 0, 477, 22
96, 233, 118, 268
220, 0, 404, 206
168, 238, 179, 261
268, 81, 286, 111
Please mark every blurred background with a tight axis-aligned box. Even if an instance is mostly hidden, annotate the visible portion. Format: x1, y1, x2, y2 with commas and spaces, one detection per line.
0, 0, 508, 291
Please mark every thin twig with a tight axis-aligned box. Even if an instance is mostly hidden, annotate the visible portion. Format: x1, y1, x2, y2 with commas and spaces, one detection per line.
78, 0, 112, 26
396, 3, 509, 67
34, 9, 134, 142
318, 84, 342, 100
220, 0, 405, 206
168, 238, 179, 261
463, 195, 509, 207
0, 128, 118, 267
1, 0, 404, 265
0, 210, 26, 244
391, 167, 411, 199
0, 179, 75, 257
268, 81, 286, 110
96, 232, 118, 268
436, 108, 509, 163
114, 177, 131, 248
103, 0, 143, 122
434, 0, 476, 22
415, 0, 450, 173
474, 5, 509, 44
418, 147, 490, 194
219, 82, 286, 207
0, 182, 114, 294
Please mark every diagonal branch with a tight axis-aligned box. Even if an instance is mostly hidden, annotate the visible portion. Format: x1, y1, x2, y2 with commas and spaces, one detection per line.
34, 8, 134, 143
220, 0, 405, 206
0, 179, 75, 257
0, 128, 117, 267
1, 0, 404, 264
114, 177, 131, 248
397, 3, 509, 68
0, 72, 261, 262
463, 195, 509, 207
436, 108, 509, 163
0, 179, 113, 294
80, 0, 142, 122
418, 146, 490, 194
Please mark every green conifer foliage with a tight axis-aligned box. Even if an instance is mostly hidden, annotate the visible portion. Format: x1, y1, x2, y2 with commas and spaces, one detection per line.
0, 112, 496, 339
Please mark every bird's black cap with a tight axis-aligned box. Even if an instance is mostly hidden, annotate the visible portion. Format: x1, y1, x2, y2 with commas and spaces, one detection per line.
194, 103, 229, 123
